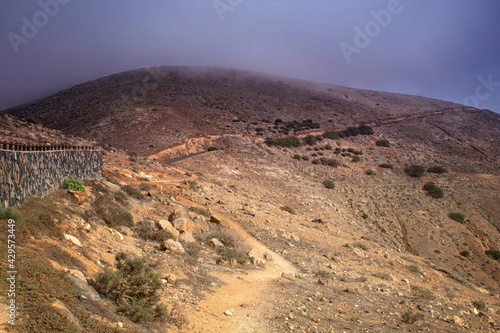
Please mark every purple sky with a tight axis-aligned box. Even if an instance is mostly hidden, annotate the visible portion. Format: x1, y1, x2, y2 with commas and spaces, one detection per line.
1, 0, 499, 113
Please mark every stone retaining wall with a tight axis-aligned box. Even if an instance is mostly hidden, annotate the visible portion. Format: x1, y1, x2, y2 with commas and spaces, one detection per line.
0, 147, 102, 207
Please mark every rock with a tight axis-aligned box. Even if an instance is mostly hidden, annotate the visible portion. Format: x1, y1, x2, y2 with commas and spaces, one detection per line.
66, 270, 101, 302
169, 207, 198, 233
143, 244, 152, 252
210, 215, 223, 224
311, 317, 320, 323
317, 278, 327, 285
158, 220, 180, 241
117, 322, 124, 328
225, 310, 234, 316
230, 259, 238, 267
51, 299, 83, 330
166, 274, 177, 284
83, 223, 91, 233
179, 230, 196, 243
218, 199, 226, 204
68, 190, 86, 205
248, 248, 267, 267
161, 239, 185, 253
147, 190, 156, 197
208, 238, 224, 248
118, 226, 133, 236
64, 234, 82, 247
281, 271, 296, 281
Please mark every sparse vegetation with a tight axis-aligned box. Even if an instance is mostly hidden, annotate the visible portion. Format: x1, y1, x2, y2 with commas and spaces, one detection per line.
323, 180, 335, 189
62, 179, 85, 192
448, 212, 465, 223
378, 163, 394, 169
405, 165, 425, 178
485, 249, 500, 260
0, 207, 22, 221
365, 169, 375, 175
303, 135, 318, 146
207, 146, 218, 151
351, 155, 361, 162
402, 311, 425, 324
460, 250, 471, 257
93, 194, 134, 228
121, 184, 145, 200
427, 166, 448, 174
92, 253, 166, 323
293, 154, 301, 160
375, 139, 390, 147
423, 182, 444, 198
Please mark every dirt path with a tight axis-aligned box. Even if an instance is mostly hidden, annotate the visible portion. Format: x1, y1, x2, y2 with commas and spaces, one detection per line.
178, 199, 297, 332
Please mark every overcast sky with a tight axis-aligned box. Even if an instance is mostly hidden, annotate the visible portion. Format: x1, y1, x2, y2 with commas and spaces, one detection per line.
1, 0, 499, 113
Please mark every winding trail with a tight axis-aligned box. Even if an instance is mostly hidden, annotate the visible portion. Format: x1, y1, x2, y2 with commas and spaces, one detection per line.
177, 196, 297, 332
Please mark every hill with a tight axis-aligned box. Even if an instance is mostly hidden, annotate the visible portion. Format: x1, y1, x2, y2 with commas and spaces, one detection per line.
9, 66, 494, 156
2, 67, 500, 332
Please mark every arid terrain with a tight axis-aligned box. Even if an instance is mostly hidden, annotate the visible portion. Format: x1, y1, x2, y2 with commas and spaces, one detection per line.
1, 67, 500, 332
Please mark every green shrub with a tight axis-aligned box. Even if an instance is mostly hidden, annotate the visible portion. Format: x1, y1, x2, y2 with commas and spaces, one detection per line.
324, 144, 332, 150
0, 207, 22, 221
323, 131, 340, 140
121, 184, 144, 200
448, 212, 465, 223
379, 163, 394, 169
485, 249, 500, 260
460, 250, 471, 257
304, 135, 318, 146
276, 137, 301, 148
92, 253, 164, 323
323, 180, 335, 189
427, 166, 448, 174
62, 179, 85, 192
365, 169, 375, 175
312, 158, 321, 165
405, 165, 425, 178
362, 213, 368, 219
302, 155, 310, 161
375, 139, 390, 147
207, 146, 218, 151
359, 124, 374, 135
351, 155, 361, 162
423, 182, 444, 198
319, 157, 340, 167
293, 154, 302, 160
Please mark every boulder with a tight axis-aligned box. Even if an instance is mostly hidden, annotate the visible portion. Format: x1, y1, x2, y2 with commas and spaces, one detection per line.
161, 239, 185, 253
64, 234, 82, 247
157, 220, 180, 241
66, 270, 101, 302
281, 271, 296, 281
248, 248, 267, 267
210, 215, 222, 224
208, 238, 224, 248
68, 190, 86, 205
179, 230, 196, 243
169, 207, 198, 232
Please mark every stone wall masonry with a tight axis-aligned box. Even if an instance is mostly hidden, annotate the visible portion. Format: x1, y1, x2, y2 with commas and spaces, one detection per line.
0, 148, 102, 207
